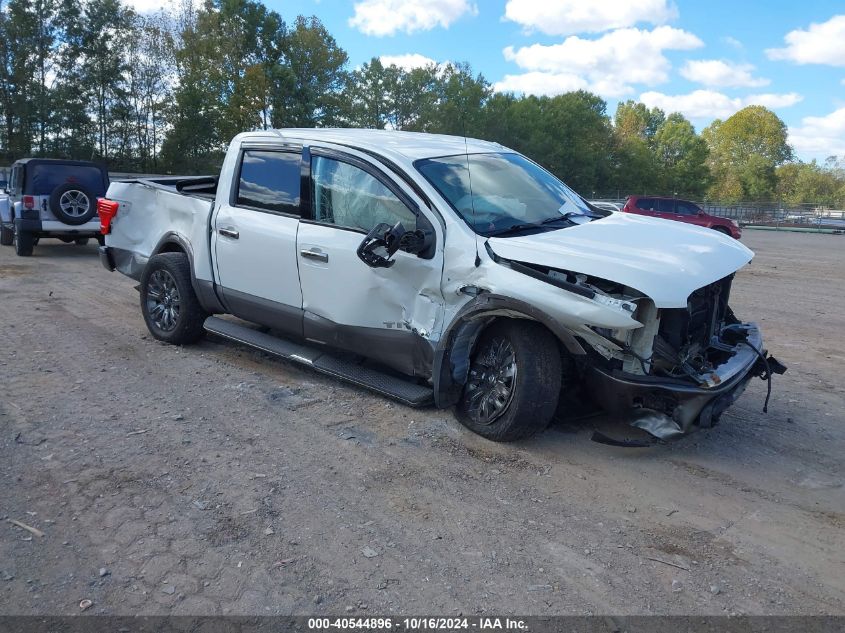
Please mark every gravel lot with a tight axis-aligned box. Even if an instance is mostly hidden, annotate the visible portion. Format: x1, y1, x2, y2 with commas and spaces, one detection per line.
1, 230, 843, 616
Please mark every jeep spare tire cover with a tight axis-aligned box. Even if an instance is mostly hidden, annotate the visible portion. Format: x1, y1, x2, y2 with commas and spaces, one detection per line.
50, 183, 96, 225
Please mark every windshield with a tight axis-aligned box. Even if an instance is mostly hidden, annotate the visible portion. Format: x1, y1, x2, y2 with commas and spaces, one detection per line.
415, 152, 596, 236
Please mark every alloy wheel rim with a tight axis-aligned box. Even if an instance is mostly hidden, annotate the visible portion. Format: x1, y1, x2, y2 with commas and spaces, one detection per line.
59, 190, 90, 217
464, 337, 518, 425
146, 270, 181, 332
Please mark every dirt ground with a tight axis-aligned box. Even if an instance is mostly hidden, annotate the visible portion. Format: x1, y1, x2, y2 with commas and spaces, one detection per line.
0, 230, 843, 616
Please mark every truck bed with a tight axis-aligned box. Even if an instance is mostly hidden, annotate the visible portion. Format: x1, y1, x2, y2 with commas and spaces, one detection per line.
113, 175, 218, 200
103, 177, 217, 284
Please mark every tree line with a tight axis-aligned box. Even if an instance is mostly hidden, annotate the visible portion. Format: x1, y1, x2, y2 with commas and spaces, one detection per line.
2, 0, 844, 206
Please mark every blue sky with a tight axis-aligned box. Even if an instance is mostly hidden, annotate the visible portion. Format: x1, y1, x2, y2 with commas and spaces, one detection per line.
260, 1, 845, 161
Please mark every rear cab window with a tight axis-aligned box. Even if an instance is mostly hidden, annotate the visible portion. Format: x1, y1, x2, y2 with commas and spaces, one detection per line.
236, 150, 301, 215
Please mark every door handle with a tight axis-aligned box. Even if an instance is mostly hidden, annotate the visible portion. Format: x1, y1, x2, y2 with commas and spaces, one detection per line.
300, 248, 329, 263
218, 227, 239, 239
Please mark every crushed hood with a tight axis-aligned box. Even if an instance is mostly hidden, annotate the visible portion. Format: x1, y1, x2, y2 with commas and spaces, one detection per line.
487, 212, 753, 308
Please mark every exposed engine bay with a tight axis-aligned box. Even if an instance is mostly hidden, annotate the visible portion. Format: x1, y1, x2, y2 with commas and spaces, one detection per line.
502, 259, 787, 441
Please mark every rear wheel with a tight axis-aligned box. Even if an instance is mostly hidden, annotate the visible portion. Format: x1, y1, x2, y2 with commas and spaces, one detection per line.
456, 320, 562, 442
13, 226, 33, 256
140, 252, 207, 344
0, 225, 13, 246
74, 237, 89, 246
712, 226, 731, 236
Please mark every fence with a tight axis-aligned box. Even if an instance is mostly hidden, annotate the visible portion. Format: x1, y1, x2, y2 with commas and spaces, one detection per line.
591, 197, 845, 232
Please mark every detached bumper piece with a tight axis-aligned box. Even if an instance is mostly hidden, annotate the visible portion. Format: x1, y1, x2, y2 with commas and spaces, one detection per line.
586, 323, 786, 441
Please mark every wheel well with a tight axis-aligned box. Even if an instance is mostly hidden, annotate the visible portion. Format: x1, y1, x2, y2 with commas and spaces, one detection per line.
156, 241, 186, 255
448, 315, 565, 389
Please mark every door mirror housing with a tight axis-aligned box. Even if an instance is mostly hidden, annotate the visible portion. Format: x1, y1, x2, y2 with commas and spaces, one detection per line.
356, 221, 433, 268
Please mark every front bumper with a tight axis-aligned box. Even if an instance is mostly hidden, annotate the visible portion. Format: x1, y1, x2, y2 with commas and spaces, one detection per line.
585, 323, 779, 439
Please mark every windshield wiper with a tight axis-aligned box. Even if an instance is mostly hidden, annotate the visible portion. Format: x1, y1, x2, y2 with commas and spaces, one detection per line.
485, 222, 541, 237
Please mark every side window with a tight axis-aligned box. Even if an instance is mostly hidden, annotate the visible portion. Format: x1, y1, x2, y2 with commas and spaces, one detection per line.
236, 150, 301, 214
10, 166, 20, 194
676, 201, 699, 216
657, 199, 676, 214
311, 156, 416, 232
636, 197, 655, 211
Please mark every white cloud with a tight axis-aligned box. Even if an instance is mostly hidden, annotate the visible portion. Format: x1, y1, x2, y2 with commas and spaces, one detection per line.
789, 108, 845, 158
639, 89, 803, 120
498, 26, 702, 98
503, 0, 677, 36
680, 60, 769, 88
379, 54, 437, 71
349, 0, 477, 36
722, 36, 743, 50
766, 15, 845, 66
494, 72, 589, 96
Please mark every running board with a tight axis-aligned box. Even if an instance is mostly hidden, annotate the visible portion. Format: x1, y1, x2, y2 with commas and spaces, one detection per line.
203, 316, 434, 407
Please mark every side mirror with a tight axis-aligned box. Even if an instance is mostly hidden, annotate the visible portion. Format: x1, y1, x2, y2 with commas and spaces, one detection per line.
357, 222, 403, 268
356, 221, 431, 268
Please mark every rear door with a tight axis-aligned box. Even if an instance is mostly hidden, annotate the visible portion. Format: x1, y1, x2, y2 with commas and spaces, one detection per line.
655, 198, 679, 221
295, 148, 444, 377
212, 145, 304, 336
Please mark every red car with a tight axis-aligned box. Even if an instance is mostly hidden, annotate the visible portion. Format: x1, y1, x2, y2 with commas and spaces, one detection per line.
622, 195, 741, 239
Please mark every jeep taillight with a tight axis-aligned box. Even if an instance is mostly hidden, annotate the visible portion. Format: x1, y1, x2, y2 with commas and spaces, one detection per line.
22, 195, 34, 209
97, 198, 120, 234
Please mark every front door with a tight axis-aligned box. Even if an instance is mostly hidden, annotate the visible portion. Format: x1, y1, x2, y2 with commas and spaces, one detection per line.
212, 147, 304, 336
296, 151, 444, 377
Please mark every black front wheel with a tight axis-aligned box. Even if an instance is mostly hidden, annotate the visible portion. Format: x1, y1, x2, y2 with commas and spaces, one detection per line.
139, 252, 208, 344
456, 320, 562, 442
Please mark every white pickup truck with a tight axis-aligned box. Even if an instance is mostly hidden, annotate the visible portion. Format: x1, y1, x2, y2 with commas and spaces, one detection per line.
98, 128, 784, 443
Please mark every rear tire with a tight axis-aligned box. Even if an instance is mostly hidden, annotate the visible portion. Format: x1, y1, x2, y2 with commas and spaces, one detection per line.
0, 225, 13, 246
140, 252, 207, 345
712, 226, 731, 236
456, 320, 562, 442
74, 237, 89, 246
13, 226, 33, 256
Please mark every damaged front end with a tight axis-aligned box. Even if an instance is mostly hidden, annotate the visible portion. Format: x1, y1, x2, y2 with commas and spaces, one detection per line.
581, 275, 786, 440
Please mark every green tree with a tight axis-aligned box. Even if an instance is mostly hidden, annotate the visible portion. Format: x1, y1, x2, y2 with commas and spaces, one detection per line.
272, 15, 348, 127
703, 106, 793, 201
653, 113, 709, 196
614, 100, 665, 145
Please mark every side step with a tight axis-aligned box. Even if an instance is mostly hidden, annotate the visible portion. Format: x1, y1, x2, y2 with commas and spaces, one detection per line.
203, 316, 434, 407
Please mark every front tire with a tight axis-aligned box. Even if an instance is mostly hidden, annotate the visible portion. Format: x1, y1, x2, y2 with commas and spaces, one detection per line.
140, 252, 207, 344
712, 226, 731, 236
456, 320, 562, 442
13, 227, 33, 256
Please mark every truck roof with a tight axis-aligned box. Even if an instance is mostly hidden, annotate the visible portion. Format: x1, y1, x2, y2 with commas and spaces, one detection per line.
237, 128, 507, 162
